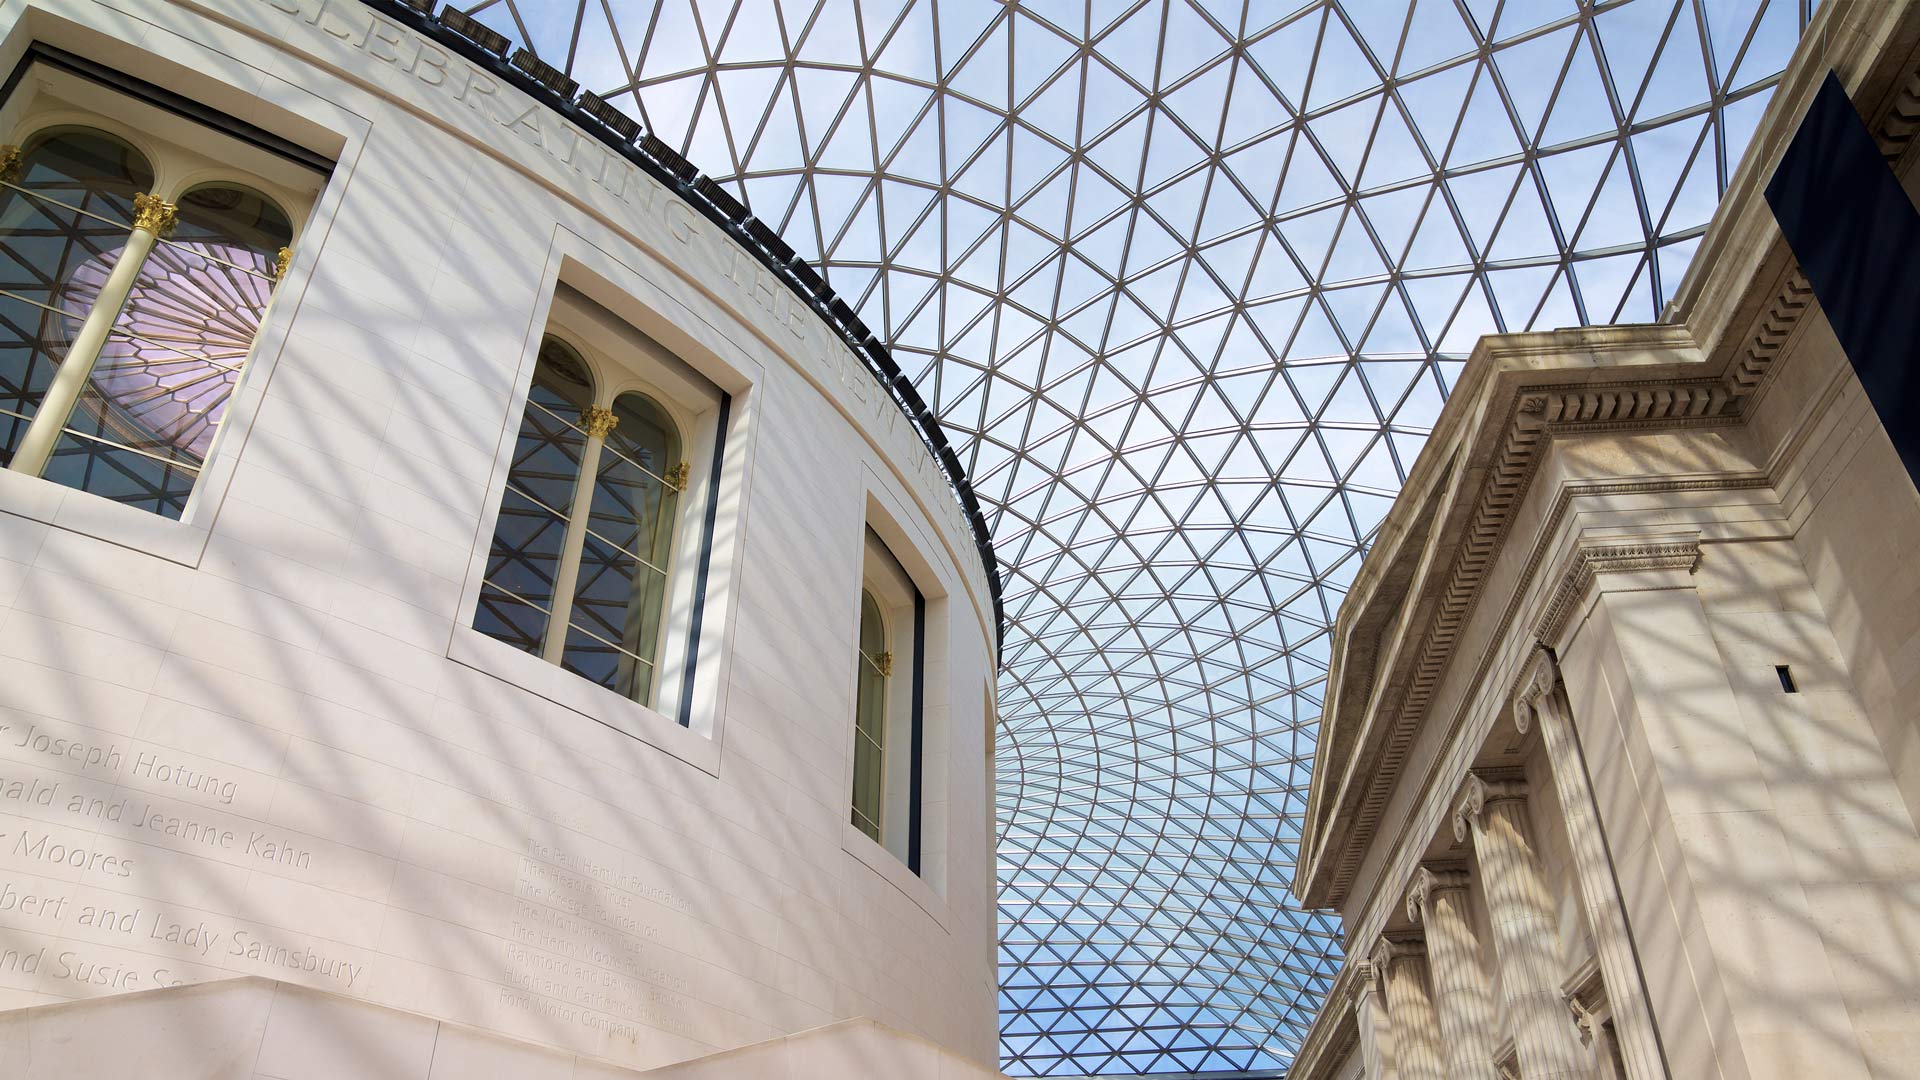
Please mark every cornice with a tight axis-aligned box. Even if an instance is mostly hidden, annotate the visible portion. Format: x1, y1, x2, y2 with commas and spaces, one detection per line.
1295, 0, 1920, 910
1531, 536, 1703, 644
1303, 335, 1728, 907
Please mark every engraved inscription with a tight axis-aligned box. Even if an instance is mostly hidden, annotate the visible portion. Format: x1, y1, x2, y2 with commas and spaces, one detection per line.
497, 837, 700, 1042
525, 839, 691, 915
0, 771, 57, 807
0, 753, 312, 874
248, 0, 988, 586
0, 879, 68, 920
130, 752, 238, 805
227, 930, 363, 988
11, 830, 132, 878
3, 722, 123, 773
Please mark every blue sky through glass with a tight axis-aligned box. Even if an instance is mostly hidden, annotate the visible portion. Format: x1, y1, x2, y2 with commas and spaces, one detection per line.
463, 0, 1813, 1073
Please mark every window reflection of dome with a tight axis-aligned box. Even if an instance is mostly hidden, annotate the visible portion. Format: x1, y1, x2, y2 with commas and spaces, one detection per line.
172, 183, 292, 251
7, 131, 293, 470
17, 128, 152, 222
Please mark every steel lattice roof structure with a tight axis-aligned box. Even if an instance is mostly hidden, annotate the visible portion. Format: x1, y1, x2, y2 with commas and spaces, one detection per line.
455, 0, 1813, 1073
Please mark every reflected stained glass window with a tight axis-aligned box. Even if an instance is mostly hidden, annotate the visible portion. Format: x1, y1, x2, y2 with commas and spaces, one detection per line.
448, 0, 1817, 1072
51, 183, 291, 517
0, 125, 290, 520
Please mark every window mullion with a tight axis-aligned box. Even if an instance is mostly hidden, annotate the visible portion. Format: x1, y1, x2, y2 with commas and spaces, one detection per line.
541, 404, 616, 664
8, 191, 173, 478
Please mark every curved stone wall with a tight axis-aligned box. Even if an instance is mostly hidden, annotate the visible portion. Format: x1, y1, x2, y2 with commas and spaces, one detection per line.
0, 0, 999, 1070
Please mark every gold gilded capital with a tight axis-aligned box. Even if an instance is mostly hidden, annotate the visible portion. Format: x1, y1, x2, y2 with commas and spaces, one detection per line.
0, 145, 21, 184
875, 651, 894, 678
664, 461, 691, 492
131, 193, 177, 236
581, 405, 619, 439
272, 246, 293, 282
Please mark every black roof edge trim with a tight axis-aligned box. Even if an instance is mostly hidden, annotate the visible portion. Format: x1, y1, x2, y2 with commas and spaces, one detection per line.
358, 0, 1003, 655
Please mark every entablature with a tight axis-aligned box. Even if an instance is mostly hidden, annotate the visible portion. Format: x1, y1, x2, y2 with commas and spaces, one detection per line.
1294, 0, 1920, 911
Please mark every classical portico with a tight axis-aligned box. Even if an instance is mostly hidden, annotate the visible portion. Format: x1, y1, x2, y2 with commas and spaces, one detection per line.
1280, 2, 1920, 1078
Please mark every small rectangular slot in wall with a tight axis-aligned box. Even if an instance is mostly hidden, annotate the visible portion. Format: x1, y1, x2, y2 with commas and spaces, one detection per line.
1776, 665, 1798, 693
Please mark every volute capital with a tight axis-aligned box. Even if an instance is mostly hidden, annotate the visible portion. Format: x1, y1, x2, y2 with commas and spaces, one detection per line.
1512, 646, 1561, 736
1453, 773, 1528, 844
1405, 865, 1471, 925
1368, 934, 1425, 975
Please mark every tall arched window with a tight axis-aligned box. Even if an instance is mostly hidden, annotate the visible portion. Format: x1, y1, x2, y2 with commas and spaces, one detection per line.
852, 588, 889, 842
850, 528, 925, 870
476, 337, 595, 658
0, 130, 153, 473
52, 182, 291, 515
566, 390, 681, 701
0, 128, 292, 518
476, 335, 688, 707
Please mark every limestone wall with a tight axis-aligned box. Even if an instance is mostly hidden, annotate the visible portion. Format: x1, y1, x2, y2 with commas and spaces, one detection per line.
0, 0, 998, 1070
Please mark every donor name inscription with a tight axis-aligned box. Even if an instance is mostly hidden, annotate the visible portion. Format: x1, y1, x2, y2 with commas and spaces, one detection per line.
0, 878, 365, 991
2, 773, 312, 871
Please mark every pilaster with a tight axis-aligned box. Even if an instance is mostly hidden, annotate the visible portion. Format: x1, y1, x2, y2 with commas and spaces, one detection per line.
1350, 960, 1399, 1080
1514, 647, 1667, 1078
1556, 547, 1886, 1079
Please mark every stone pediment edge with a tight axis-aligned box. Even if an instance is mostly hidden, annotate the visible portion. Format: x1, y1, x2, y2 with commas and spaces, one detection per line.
1297, 329, 1716, 905
1276, 961, 1360, 1080
1295, 0, 1920, 909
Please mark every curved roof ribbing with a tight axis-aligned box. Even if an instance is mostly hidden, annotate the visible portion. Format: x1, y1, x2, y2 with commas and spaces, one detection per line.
455, 0, 1812, 1073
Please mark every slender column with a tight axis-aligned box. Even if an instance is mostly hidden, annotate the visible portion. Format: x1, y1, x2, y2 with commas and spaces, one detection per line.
541, 404, 616, 662
10, 193, 174, 476
1515, 647, 1667, 1078
1372, 936, 1446, 1080
1350, 960, 1399, 1080
1408, 867, 1498, 1079
1454, 776, 1587, 1080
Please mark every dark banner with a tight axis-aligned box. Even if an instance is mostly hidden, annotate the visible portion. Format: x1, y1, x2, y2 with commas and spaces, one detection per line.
1766, 71, 1920, 485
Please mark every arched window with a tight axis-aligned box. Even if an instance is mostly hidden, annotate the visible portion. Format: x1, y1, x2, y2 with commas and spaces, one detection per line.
49, 182, 291, 515
0, 128, 292, 518
851, 588, 889, 842
476, 336, 688, 707
850, 527, 925, 870
0, 129, 153, 472
476, 337, 594, 658
564, 390, 681, 702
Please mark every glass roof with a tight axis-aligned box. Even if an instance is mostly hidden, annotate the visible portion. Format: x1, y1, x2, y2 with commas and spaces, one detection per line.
458, 0, 1811, 1073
